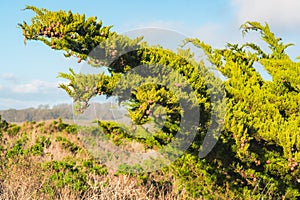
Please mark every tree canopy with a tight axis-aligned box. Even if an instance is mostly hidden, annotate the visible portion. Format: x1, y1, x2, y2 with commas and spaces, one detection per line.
19, 6, 300, 199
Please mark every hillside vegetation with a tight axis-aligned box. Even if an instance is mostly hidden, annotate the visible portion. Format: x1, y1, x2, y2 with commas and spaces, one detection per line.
0, 117, 185, 199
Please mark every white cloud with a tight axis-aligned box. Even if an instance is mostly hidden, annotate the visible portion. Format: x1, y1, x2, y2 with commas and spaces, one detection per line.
11, 80, 58, 94
0, 79, 71, 109
2, 72, 14, 79
231, 0, 300, 29
1, 72, 17, 81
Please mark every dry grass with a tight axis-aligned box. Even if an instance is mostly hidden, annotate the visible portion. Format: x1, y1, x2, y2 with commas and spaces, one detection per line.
0, 120, 192, 200
0, 157, 189, 200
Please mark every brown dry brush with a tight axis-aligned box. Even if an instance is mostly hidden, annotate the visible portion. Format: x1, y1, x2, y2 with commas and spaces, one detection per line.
0, 156, 188, 200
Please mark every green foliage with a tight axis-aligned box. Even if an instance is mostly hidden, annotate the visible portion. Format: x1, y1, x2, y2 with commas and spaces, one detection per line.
57, 120, 68, 131
38, 135, 52, 148
241, 21, 293, 59
6, 142, 25, 158
7, 124, 21, 137
117, 163, 144, 175
56, 119, 78, 134
96, 120, 132, 145
6, 136, 28, 158
0, 115, 9, 132
30, 143, 44, 156
185, 22, 300, 198
44, 159, 88, 192
0, 115, 8, 140
20, 7, 300, 199
82, 159, 108, 175
42, 158, 107, 196
30, 135, 52, 156
65, 124, 78, 134
56, 136, 80, 154
19, 5, 115, 60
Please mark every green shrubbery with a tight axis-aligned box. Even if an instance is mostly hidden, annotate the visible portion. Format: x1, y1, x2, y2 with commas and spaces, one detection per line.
56, 136, 80, 154
31, 136, 51, 156
6, 139, 26, 158
41, 158, 108, 197
7, 124, 21, 137
17, 6, 300, 199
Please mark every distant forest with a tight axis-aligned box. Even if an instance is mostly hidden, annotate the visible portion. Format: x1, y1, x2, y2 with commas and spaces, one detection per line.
0, 103, 123, 122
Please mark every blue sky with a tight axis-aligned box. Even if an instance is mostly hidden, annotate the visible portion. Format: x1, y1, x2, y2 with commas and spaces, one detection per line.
0, 0, 300, 109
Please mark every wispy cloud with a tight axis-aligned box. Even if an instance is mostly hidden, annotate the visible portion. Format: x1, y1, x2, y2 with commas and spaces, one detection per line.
231, 0, 300, 30
0, 79, 70, 109
11, 80, 58, 94
1, 72, 17, 82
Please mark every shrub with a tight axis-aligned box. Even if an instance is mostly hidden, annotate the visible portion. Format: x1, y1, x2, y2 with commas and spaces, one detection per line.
65, 124, 77, 134
31, 143, 44, 156
56, 136, 80, 154
7, 124, 21, 137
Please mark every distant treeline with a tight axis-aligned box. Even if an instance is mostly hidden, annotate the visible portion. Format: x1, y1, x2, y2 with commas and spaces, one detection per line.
0, 103, 124, 123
